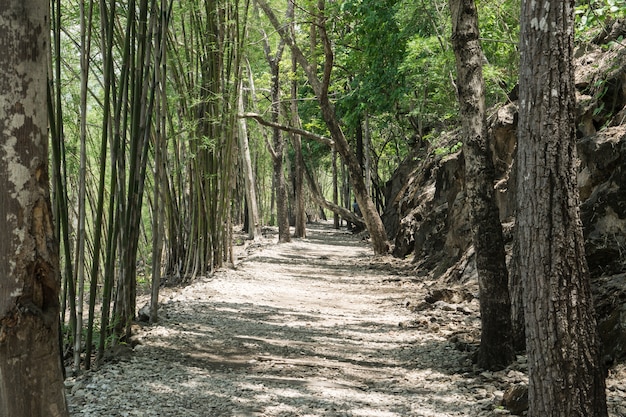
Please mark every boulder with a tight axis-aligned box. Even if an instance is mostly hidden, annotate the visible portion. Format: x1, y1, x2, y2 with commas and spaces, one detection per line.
501, 384, 528, 415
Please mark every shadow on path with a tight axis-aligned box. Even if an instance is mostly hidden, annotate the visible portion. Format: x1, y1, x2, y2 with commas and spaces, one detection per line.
67, 222, 482, 417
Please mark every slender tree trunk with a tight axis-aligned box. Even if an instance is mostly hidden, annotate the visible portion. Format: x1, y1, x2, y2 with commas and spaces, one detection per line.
74, 0, 95, 373
259, 0, 291, 243
270, 69, 290, 243
238, 79, 262, 240
150, 1, 169, 323
0, 2, 69, 415
114, 0, 156, 340
50, 0, 76, 356
518, 0, 608, 414
363, 114, 372, 194
291, 52, 306, 238
355, 116, 364, 171
332, 149, 339, 229
449, 0, 514, 370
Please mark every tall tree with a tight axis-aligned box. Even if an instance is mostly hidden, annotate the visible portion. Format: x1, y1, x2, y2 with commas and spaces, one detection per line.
256, 0, 389, 254
259, 0, 291, 243
290, 35, 306, 239
517, 0, 608, 415
238, 77, 263, 240
449, 0, 514, 370
0, 2, 69, 415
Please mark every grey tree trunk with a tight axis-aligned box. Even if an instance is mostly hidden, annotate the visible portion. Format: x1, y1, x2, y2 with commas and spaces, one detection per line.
270, 69, 291, 243
238, 79, 262, 240
332, 149, 340, 229
0, 2, 69, 415
259, 0, 290, 243
449, 0, 514, 370
291, 52, 306, 239
518, 0, 608, 415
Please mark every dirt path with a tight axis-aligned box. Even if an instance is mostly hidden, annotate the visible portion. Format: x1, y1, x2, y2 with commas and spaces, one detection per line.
66, 222, 626, 417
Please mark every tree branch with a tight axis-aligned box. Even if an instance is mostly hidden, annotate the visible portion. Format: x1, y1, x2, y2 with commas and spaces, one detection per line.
240, 112, 334, 148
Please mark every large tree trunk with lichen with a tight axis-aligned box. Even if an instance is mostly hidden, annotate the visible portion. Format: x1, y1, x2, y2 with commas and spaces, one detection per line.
518, 0, 608, 415
0, 2, 69, 416
449, 0, 514, 371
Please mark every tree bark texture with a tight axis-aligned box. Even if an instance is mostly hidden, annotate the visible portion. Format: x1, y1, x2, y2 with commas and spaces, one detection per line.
0, 2, 69, 416
518, 0, 608, 415
449, 0, 514, 370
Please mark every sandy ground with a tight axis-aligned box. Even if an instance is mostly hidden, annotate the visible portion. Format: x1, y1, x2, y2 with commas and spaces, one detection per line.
65, 222, 626, 416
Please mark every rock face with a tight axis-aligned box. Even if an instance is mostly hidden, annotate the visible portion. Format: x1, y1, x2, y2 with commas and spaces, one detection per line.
384, 27, 626, 361
578, 128, 626, 276
501, 383, 528, 415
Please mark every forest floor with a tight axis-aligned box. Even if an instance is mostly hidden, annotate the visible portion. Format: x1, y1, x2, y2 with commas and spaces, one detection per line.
65, 222, 626, 417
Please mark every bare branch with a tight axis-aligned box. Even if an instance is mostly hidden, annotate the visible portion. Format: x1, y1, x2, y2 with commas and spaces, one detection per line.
240, 112, 334, 148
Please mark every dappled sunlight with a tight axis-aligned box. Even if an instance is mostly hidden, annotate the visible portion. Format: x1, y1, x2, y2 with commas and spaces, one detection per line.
66, 223, 532, 416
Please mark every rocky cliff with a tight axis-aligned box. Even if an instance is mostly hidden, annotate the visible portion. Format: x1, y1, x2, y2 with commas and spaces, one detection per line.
384, 21, 626, 361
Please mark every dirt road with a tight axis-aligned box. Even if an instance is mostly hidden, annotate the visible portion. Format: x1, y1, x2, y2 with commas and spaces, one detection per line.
65, 222, 626, 416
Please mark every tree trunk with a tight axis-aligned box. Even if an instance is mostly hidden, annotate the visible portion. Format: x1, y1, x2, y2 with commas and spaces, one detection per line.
332, 149, 340, 229
260, 0, 290, 243
449, 0, 514, 371
363, 114, 372, 194
151, 5, 168, 323
518, 0, 608, 415
270, 68, 290, 243
0, 3, 69, 415
291, 52, 306, 238
238, 79, 262, 240
75, 0, 94, 372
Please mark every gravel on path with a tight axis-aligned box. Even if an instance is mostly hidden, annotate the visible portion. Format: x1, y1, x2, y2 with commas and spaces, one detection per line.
65, 222, 626, 417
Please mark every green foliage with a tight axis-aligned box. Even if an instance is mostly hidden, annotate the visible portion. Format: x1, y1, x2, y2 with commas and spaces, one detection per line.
395, 0, 459, 134
400, 33, 457, 133
333, 0, 408, 124
367, 113, 411, 182
575, 0, 626, 38
477, 0, 520, 105
398, 0, 520, 133
434, 140, 463, 156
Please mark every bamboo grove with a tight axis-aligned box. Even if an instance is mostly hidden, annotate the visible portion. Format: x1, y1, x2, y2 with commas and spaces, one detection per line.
47, 0, 530, 371
49, 0, 250, 371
